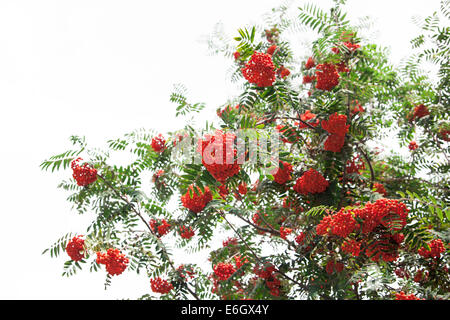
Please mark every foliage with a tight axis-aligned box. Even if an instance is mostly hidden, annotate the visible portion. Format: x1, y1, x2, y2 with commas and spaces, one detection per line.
42, 0, 449, 300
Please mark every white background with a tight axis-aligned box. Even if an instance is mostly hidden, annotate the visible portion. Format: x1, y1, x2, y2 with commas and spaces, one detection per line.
0, 0, 440, 299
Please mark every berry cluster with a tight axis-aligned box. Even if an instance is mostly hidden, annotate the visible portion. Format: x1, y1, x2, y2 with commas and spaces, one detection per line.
303, 75, 316, 84
395, 291, 423, 300
357, 198, 409, 233
213, 263, 236, 281
409, 141, 419, 151
322, 113, 349, 153
271, 161, 293, 185
341, 239, 361, 257
150, 277, 174, 294
71, 158, 97, 187
237, 182, 248, 196
179, 225, 195, 239
293, 168, 329, 195
316, 199, 409, 262
305, 57, 315, 70
65, 235, 85, 261
96, 249, 129, 276
279, 227, 293, 240
297, 110, 319, 129
242, 52, 276, 87
373, 182, 388, 196
181, 185, 213, 213
418, 239, 446, 259
177, 264, 195, 280
438, 127, 450, 141
350, 100, 365, 115
295, 232, 306, 245
316, 208, 358, 238
322, 113, 350, 136
346, 155, 365, 175
150, 219, 171, 237
151, 134, 166, 153
315, 63, 340, 91
278, 66, 291, 78
197, 130, 241, 184
223, 237, 238, 247
267, 45, 277, 56
410, 104, 430, 121
325, 259, 344, 274
343, 42, 361, 51
253, 264, 281, 296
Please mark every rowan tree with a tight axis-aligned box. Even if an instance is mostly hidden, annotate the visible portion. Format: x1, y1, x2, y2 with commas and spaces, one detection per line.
41, 1, 449, 300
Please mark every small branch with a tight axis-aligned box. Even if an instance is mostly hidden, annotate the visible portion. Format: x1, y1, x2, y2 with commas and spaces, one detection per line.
220, 212, 310, 293
97, 174, 200, 300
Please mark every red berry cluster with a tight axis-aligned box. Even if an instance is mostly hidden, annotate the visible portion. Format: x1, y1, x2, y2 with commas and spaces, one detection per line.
316, 199, 409, 262
357, 198, 409, 234
322, 113, 349, 153
71, 158, 97, 187
278, 66, 291, 78
181, 185, 213, 213
265, 28, 280, 44
343, 42, 361, 51
341, 239, 361, 257
297, 110, 320, 129
179, 225, 195, 239
315, 63, 340, 91
295, 232, 306, 245
237, 182, 248, 195
279, 227, 293, 240
253, 264, 281, 296
346, 155, 365, 175
151, 134, 166, 153
303, 75, 316, 84
96, 249, 129, 276
410, 104, 430, 121
150, 219, 171, 237
373, 182, 388, 196
305, 57, 315, 70
267, 45, 277, 55
234, 255, 249, 270
271, 161, 293, 185
293, 168, 329, 195
177, 264, 195, 280
395, 291, 423, 300
150, 277, 174, 294
197, 130, 241, 184
438, 127, 450, 141
65, 235, 85, 261
223, 237, 238, 247
350, 100, 365, 115
316, 208, 358, 238
409, 141, 419, 151
325, 259, 344, 274
418, 239, 446, 259
213, 263, 236, 281
218, 184, 229, 199
242, 52, 276, 87
152, 169, 165, 181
